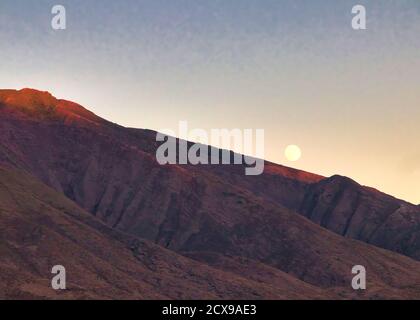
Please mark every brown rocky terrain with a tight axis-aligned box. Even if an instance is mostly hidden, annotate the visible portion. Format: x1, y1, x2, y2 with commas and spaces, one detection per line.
202, 165, 420, 261
0, 166, 332, 299
0, 88, 419, 299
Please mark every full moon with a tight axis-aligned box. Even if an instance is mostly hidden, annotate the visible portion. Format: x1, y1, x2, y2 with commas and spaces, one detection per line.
285, 145, 302, 162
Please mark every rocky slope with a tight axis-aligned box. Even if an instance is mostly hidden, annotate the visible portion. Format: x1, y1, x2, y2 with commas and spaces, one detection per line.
0, 166, 332, 299
201, 166, 420, 260
1, 88, 419, 299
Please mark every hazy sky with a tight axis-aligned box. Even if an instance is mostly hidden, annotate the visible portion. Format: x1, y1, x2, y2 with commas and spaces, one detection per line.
1, 0, 419, 204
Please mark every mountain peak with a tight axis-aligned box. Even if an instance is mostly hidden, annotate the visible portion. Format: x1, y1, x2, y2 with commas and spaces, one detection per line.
0, 88, 106, 126
0, 87, 53, 95
0, 88, 57, 108
19, 88, 57, 103
19, 87, 54, 97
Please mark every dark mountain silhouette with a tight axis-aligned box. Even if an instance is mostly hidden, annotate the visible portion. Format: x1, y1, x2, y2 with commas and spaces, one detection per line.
1, 88, 419, 299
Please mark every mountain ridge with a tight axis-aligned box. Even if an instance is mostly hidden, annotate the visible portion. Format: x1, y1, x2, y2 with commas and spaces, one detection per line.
0, 88, 404, 200
1, 88, 419, 299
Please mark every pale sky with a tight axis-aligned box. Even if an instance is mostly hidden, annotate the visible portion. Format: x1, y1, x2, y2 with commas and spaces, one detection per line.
1, 0, 419, 204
